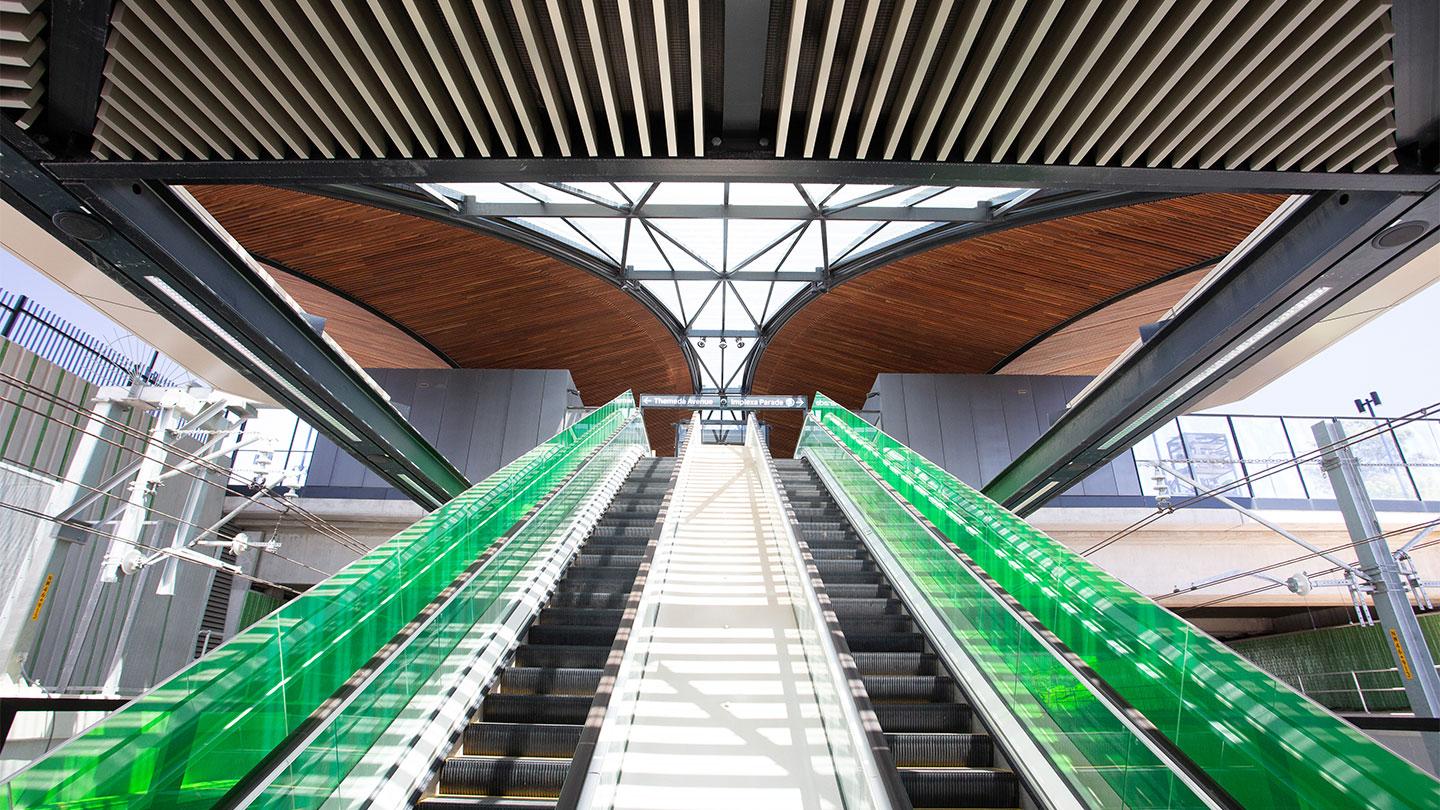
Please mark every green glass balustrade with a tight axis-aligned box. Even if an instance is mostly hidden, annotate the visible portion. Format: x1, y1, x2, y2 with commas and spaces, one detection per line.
2, 393, 643, 810
800, 415, 1208, 808
801, 394, 1440, 810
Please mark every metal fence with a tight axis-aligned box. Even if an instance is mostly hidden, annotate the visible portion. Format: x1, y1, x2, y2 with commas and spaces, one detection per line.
1294, 665, 1440, 713
0, 288, 181, 388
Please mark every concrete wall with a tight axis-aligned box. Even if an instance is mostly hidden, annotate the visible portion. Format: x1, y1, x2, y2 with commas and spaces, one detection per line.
867, 372, 1144, 499
302, 368, 579, 499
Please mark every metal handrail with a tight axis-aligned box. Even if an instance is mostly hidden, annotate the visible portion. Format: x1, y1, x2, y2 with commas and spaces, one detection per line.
801, 410, 1237, 810
747, 413, 910, 810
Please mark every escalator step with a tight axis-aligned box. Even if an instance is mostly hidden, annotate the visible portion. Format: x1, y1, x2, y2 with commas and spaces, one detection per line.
828, 597, 902, 617
812, 559, 877, 573
513, 644, 610, 669
838, 615, 914, 634
482, 694, 593, 725
588, 526, 653, 538
885, 732, 994, 768
853, 652, 939, 676
525, 625, 620, 647
500, 667, 603, 695
861, 675, 957, 702
809, 548, 865, 560
534, 608, 624, 628
898, 767, 1019, 808
872, 702, 971, 732
841, 632, 925, 652
555, 566, 639, 583
437, 755, 570, 798
571, 553, 645, 569
810, 570, 884, 585
580, 534, 650, 548
546, 591, 629, 610
464, 723, 582, 758
824, 583, 891, 599
418, 796, 556, 809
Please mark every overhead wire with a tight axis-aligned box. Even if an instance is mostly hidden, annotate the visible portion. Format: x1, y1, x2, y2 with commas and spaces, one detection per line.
1081, 400, 1440, 557
1158, 516, 1440, 605
0, 385, 368, 555
0, 499, 310, 596
0, 372, 369, 553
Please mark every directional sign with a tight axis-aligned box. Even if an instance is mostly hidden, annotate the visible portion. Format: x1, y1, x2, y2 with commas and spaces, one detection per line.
639, 394, 807, 410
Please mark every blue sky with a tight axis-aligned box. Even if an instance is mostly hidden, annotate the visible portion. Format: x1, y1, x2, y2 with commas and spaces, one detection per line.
4, 245, 1436, 418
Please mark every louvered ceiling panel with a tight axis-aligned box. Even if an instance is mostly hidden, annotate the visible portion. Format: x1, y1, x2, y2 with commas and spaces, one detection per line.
60, 1, 1410, 174
0, 0, 45, 129
769, 0, 1399, 172
90, 0, 716, 161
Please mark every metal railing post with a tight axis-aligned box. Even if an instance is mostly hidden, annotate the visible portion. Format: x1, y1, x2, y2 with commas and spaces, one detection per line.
1, 294, 27, 338
1352, 670, 1370, 714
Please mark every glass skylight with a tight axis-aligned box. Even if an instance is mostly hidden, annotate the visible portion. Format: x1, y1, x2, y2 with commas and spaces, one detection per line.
427, 181, 1026, 395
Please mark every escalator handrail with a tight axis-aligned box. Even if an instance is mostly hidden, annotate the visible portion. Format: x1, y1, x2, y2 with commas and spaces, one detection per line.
800, 408, 1238, 810
225, 412, 649, 807
748, 413, 914, 810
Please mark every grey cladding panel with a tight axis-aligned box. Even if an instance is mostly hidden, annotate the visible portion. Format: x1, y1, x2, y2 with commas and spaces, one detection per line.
901, 374, 945, 478
302, 368, 577, 498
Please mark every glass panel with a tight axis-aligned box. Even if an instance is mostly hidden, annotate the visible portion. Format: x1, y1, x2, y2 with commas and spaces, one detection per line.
3, 393, 644, 809
1395, 420, 1440, 500
801, 395, 1440, 810
1176, 415, 1247, 497
1340, 418, 1417, 501
251, 419, 650, 808
1230, 416, 1307, 499
1285, 418, 1336, 499
800, 417, 1201, 808
1130, 420, 1195, 497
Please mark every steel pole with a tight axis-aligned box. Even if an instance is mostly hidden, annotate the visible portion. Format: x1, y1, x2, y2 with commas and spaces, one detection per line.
1313, 419, 1440, 718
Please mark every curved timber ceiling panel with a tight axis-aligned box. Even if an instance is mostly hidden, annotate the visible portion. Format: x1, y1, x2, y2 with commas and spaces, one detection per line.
752, 194, 1286, 454
187, 185, 693, 452
258, 264, 450, 370
12, 1, 1403, 175
997, 269, 1213, 377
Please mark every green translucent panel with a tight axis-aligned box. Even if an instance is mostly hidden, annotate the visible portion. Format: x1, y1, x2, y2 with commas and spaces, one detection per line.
251, 419, 649, 809
2, 394, 643, 810
799, 416, 1203, 808
802, 395, 1440, 809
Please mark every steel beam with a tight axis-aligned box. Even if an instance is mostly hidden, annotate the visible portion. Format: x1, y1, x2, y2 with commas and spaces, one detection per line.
625, 268, 820, 282
1390, 1, 1439, 167
1, 144, 470, 507
985, 188, 1440, 513
32, 0, 114, 157
721, 0, 770, 142
460, 200, 993, 221
39, 156, 1440, 193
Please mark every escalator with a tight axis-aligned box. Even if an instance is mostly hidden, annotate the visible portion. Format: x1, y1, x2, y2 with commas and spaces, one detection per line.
420, 457, 674, 807
774, 458, 1021, 810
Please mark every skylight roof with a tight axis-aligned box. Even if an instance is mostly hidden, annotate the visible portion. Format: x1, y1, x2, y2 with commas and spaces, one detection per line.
428, 181, 1025, 395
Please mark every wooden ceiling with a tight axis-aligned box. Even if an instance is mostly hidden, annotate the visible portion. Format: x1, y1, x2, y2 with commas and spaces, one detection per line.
261, 264, 449, 370
998, 269, 1211, 376
751, 194, 1286, 454
188, 185, 693, 453
191, 187, 1284, 459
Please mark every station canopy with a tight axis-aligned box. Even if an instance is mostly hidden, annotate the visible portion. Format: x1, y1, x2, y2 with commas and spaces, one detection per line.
427, 182, 1026, 394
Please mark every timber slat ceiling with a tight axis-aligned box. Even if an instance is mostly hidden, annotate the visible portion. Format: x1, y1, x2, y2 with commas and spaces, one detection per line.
187, 184, 693, 453
259, 264, 451, 370
998, 270, 1212, 377
18, 1, 1399, 173
751, 193, 1287, 453
0, 0, 45, 129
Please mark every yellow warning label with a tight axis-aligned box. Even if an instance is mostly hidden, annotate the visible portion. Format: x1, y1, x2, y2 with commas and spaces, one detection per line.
1391, 628, 1414, 680
30, 573, 54, 620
